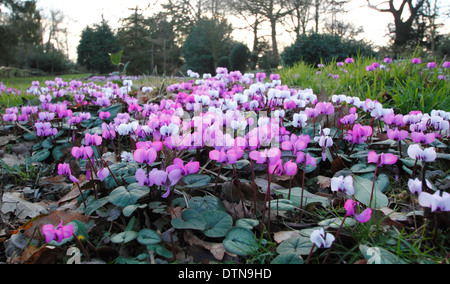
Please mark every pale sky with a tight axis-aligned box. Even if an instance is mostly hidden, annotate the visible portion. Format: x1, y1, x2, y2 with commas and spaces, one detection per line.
34, 0, 447, 62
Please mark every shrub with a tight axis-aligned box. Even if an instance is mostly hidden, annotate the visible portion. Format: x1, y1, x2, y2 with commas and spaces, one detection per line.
217, 56, 231, 69
281, 33, 376, 67
229, 43, 250, 72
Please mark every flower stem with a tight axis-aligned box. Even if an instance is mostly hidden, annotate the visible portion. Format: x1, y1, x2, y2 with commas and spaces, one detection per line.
323, 215, 347, 264
305, 243, 316, 264
72, 233, 91, 262
369, 163, 379, 208
232, 164, 246, 218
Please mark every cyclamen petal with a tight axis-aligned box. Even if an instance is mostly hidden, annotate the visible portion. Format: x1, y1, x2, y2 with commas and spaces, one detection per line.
97, 168, 109, 182
284, 161, 298, 176
367, 151, 379, 164
150, 169, 167, 186
355, 208, 372, 223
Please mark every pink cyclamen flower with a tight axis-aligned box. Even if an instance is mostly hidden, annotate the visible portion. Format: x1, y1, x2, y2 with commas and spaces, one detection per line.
97, 168, 109, 182
407, 144, 436, 162
387, 128, 409, 141
331, 175, 354, 196
443, 61, 450, 68
315, 102, 334, 115
296, 152, 316, 166
412, 58, 421, 64
42, 220, 74, 243
344, 199, 372, 223
167, 158, 200, 176
85, 133, 102, 146
269, 159, 298, 176
71, 145, 94, 159
249, 148, 281, 165
209, 148, 243, 165
367, 151, 397, 166
411, 131, 435, 145
57, 163, 79, 183
99, 111, 111, 120
418, 190, 450, 212
133, 147, 157, 165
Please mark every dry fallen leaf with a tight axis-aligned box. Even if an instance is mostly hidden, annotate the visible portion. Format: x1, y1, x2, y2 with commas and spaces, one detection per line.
317, 175, 332, 190
273, 230, 301, 244
183, 230, 227, 261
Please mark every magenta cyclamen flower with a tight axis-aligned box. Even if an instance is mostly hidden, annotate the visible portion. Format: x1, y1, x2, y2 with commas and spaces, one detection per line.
387, 128, 408, 141
367, 151, 398, 166
57, 163, 79, 183
412, 58, 421, 64
134, 147, 157, 165
35, 122, 58, 137
411, 131, 435, 145
209, 148, 243, 165
99, 111, 111, 120
71, 145, 94, 159
249, 148, 281, 165
85, 133, 102, 146
443, 61, 450, 68
281, 134, 310, 153
42, 220, 74, 244
269, 159, 297, 176
167, 158, 200, 176
135, 168, 182, 198
97, 168, 109, 182
344, 199, 372, 223
345, 124, 373, 144
296, 152, 316, 166
315, 102, 334, 115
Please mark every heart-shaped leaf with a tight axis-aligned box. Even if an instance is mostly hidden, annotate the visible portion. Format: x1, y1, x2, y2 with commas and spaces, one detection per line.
137, 229, 161, 245
182, 174, 212, 189
108, 183, 149, 207
268, 199, 297, 211
222, 227, 259, 256
273, 187, 329, 207
31, 149, 50, 162
235, 218, 260, 230
359, 245, 406, 264
276, 235, 316, 256
271, 253, 304, 264
353, 175, 389, 208
188, 195, 226, 213
202, 210, 233, 238
110, 231, 138, 244
171, 209, 206, 231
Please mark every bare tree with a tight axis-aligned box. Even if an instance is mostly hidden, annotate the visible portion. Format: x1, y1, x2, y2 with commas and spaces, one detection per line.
366, 0, 426, 50
283, 0, 313, 40
230, 0, 296, 67
229, 0, 268, 68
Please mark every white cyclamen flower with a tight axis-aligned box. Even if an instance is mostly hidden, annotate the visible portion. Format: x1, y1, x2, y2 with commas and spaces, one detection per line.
408, 178, 432, 195
407, 144, 436, 162
310, 228, 335, 248
418, 190, 450, 212
331, 175, 354, 196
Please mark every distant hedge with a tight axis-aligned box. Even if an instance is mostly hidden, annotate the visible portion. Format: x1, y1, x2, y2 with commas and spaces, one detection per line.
281, 33, 376, 67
